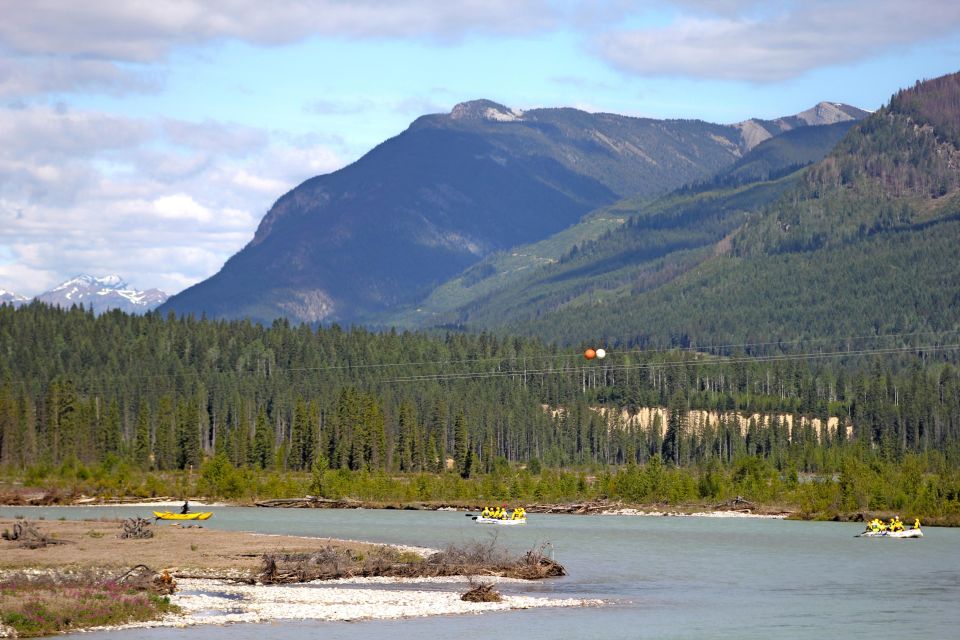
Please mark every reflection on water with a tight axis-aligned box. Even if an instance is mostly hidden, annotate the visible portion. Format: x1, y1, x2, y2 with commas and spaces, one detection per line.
4, 505, 959, 639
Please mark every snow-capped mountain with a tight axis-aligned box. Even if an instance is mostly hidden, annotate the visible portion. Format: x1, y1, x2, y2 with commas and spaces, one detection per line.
0, 289, 29, 307
35, 275, 168, 315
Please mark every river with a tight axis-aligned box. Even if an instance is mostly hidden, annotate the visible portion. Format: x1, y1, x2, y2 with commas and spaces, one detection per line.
3, 505, 958, 639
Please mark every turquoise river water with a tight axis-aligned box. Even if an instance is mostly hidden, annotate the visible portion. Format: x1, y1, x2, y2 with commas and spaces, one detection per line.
2, 505, 958, 639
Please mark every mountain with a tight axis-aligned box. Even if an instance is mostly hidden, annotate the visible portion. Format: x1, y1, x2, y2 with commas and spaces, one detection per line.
714, 120, 859, 186
378, 112, 862, 330
35, 275, 168, 315
0, 289, 28, 307
159, 99, 864, 325
469, 72, 960, 347
733, 102, 869, 151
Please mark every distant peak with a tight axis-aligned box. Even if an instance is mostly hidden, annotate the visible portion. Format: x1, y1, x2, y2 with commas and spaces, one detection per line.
794, 102, 868, 126
0, 289, 28, 301
55, 274, 128, 291
450, 99, 525, 122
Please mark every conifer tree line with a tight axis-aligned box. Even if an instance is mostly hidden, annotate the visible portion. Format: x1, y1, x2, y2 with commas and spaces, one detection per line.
1, 303, 959, 477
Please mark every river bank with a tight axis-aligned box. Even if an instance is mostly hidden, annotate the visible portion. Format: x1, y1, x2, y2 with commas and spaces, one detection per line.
0, 517, 587, 636
3, 487, 956, 526
0, 490, 792, 517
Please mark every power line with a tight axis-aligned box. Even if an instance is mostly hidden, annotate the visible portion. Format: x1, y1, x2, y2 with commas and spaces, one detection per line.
378, 343, 960, 384
56, 327, 960, 384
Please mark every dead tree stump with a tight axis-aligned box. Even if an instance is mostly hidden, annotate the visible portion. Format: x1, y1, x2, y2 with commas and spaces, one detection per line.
119, 517, 155, 539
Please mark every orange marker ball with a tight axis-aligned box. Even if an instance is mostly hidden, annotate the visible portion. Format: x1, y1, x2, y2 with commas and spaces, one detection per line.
584, 348, 596, 360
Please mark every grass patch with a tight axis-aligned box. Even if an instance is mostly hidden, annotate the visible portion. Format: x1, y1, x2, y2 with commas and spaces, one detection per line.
0, 572, 177, 637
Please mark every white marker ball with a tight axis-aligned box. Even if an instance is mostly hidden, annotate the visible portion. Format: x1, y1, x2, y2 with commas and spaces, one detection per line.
595, 348, 606, 359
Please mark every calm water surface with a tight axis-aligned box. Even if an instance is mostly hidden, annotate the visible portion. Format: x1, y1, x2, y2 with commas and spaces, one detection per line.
3, 505, 958, 639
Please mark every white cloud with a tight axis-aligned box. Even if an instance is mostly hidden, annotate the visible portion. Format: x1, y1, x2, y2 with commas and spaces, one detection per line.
0, 57, 161, 98
0, 105, 345, 296
0, 0, 557, 98
595, 0, 960, 82
153, 193, 213, 222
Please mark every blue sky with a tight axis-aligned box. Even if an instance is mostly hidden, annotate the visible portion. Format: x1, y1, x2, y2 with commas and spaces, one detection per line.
1, 0, 959, 296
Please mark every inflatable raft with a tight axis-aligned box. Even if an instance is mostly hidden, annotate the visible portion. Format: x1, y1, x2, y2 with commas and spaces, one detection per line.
474, 516, 526, 525
153, 511, 213, 521
856, 529, 922, 538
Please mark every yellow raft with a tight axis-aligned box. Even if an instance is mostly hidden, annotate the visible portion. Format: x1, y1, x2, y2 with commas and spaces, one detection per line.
153, 511, 212, 521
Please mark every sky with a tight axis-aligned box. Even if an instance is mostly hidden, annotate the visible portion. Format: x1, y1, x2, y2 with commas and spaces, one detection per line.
1, 0, 959, 297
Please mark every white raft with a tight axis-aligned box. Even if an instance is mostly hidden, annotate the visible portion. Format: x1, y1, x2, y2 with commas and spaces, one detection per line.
856, 529, 923, 538
474, 516, 527, 525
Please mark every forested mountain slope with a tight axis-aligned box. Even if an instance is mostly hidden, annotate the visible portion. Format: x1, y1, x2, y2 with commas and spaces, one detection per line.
380, 117, 856, 330
158, 100, 862, 326
482, 72, 960, 348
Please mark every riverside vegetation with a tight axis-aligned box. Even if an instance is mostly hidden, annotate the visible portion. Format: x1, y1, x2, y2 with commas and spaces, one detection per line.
0, 571, 176, 637
1, 304, 960, 523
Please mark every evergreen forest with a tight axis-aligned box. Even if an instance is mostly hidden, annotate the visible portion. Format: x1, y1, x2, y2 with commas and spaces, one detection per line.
1, 304, 959, 521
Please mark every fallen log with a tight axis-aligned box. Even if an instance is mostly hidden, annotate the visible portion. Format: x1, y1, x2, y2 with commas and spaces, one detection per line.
2, 520, 71, 549
254, 497, 362, 508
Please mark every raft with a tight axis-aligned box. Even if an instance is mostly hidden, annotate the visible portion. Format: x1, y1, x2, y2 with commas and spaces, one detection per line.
856, 528, 922, 538
474, 516, 526, 525
153, 511, 213, 521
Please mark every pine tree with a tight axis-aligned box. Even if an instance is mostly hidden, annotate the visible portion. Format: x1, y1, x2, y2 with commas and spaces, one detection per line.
453, 410, 470, 478
290, 397, 314, 471
252, 407, 273, 469
134, 402, 151, 467
396, 401, 415, 472
101, 398, 122, 457
154, 395, 176, 470
663, 390, 687, 466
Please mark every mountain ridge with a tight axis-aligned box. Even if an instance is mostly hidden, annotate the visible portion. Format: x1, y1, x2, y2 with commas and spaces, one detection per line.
472, 71, 960, 347
160, 99, 866, 325
32, 274, 168, 315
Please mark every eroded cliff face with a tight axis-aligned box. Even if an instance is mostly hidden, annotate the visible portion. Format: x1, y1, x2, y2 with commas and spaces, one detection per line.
547, 404, 850, 442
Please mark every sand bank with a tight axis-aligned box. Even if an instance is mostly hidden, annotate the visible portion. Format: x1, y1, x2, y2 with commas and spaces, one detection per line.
143, 577, 601, 626
0, 518, 385, 573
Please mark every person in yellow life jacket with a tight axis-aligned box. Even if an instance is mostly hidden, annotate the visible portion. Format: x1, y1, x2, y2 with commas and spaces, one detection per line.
913, 518, 921, 530
482, 507, 490, 518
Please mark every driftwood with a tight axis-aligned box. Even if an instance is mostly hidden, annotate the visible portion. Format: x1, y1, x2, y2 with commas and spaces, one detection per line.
257, 540, 565, 585
461, 580, 502, 602
115, 564, 176, 595
525, 500, 615, 515
119, 517, 154, 539
254, 497, 362, 509
716, 495, 757, 511
1, 521, 71, 549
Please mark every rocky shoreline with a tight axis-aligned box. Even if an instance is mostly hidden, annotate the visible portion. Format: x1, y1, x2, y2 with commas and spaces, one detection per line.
0, 518, 586, 635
